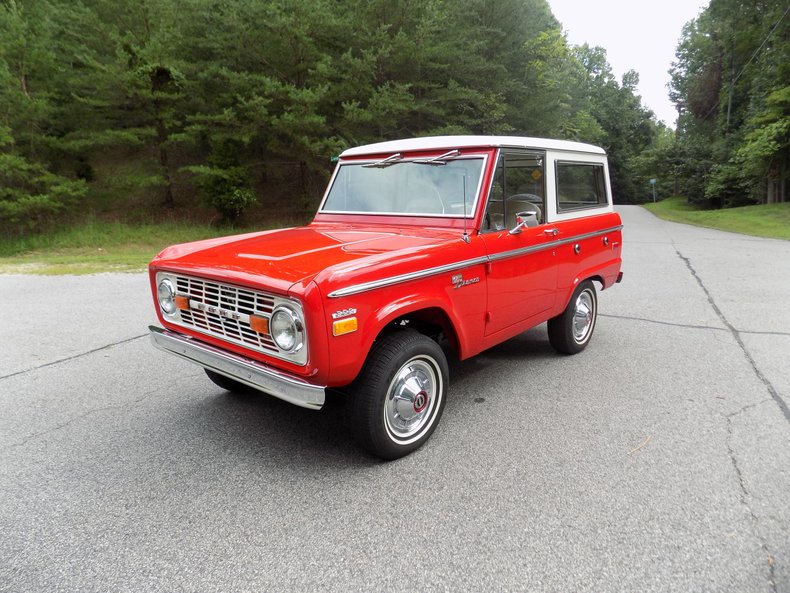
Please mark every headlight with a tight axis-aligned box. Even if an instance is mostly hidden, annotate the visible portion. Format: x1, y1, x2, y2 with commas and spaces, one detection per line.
157, 279, 177, 316
270, 306, 304, 353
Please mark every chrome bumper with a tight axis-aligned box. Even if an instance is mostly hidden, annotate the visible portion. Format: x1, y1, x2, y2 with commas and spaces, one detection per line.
149, 325, 325, 410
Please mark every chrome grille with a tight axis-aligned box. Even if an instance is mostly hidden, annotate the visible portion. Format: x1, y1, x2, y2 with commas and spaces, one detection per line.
174, 275, 278, 354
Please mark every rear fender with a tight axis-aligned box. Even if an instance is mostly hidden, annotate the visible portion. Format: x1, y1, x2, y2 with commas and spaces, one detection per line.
559, 259, 622, 310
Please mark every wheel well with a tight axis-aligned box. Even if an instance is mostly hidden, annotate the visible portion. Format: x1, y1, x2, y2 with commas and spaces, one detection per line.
382, 307, 460, 355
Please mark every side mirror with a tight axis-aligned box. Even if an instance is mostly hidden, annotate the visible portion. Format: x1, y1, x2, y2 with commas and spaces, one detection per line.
509, 211, 538, 235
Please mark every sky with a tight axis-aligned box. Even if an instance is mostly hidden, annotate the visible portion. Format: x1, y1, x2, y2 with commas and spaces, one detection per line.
548, 0, 710, 127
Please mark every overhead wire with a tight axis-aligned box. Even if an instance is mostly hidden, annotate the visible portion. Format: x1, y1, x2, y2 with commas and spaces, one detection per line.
696, 4, 790, 123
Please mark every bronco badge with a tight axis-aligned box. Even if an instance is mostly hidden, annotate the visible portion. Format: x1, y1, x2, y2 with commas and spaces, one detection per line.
451, 274, 480, 289
332, 308, 357, 319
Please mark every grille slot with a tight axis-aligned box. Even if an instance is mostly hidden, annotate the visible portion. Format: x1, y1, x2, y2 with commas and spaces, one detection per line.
173, 275, 279, 354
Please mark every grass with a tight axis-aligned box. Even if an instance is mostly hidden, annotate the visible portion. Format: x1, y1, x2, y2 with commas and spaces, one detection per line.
3, 197, 786, 274
644, 196, 790, 240
0, 220, 261, 275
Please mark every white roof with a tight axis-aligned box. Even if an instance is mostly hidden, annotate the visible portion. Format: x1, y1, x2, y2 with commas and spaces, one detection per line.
340, 135, 606, 157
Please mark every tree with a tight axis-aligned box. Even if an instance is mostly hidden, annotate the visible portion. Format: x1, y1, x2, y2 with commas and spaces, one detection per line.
0, 0, 671, 232
670, 0, 790, 206
574, 44, 660, 202
0, 0, 88, 232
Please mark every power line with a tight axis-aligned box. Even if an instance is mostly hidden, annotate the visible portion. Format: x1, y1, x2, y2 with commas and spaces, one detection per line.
698, 4, 789, 123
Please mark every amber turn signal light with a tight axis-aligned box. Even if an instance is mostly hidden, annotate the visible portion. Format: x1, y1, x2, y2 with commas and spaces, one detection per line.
175, 295, 190, 311
249, 315, 270, 335
332, 317, 358, 336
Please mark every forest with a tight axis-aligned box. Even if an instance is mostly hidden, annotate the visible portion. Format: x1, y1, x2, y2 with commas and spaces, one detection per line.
669, 0, 789, 207
0, 0, 786, 235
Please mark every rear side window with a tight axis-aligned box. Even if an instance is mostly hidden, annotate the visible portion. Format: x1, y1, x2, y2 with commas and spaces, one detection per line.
555, 162, 608, 212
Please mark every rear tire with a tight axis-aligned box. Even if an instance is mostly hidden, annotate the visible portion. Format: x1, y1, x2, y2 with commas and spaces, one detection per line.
204, 368, 253, 393
347, 330, 448, 460
547, 280, 597, 354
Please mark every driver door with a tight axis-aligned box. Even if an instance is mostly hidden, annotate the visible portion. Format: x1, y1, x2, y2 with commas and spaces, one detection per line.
480, 150, 558, 337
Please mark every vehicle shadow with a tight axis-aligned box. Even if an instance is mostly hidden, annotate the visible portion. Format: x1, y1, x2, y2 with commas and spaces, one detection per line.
448, 325, 556, 379
166, 327, 557, 467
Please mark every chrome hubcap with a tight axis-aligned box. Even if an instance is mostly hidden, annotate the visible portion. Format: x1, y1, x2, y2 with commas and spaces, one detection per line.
413, 390, 428, 413
384, 357, 440, 443
572, 290, 594, 343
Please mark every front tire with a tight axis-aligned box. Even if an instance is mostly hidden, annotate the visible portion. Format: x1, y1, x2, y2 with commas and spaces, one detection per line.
547, 280, 598, 354
347, 330, 449, 460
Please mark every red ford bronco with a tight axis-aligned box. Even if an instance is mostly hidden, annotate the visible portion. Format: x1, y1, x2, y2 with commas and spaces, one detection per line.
149, 136, 623, 459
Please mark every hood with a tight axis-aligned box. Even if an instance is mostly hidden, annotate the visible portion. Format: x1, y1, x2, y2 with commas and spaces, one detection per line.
150, 222, 465, 295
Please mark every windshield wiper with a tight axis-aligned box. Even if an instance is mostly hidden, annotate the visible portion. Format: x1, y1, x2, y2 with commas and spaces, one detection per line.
362, 153, 403, 168
414, 149, 461, 166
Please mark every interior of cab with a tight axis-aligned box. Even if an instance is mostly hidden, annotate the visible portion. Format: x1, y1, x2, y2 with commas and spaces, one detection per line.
483, 150, 546, 232
404, 177, 445, 213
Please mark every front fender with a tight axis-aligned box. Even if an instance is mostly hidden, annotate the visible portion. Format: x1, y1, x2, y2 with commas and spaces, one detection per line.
319, 266, 487, 387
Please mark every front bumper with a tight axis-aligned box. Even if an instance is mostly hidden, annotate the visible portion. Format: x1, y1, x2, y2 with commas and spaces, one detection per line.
149, 325, 325, 410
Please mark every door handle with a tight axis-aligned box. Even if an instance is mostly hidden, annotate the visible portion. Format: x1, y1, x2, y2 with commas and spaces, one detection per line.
543, 228, 559, 237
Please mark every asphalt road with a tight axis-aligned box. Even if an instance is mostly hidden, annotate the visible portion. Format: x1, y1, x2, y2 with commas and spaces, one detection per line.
1, 206, 788, 593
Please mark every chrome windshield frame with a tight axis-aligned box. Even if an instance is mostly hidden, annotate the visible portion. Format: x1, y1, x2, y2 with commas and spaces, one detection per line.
318, 153, 489, 219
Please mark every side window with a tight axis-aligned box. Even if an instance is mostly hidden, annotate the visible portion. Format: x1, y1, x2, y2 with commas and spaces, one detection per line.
483, 156, 505, 231
483, 151, 545, 232
556, 162, 608, 212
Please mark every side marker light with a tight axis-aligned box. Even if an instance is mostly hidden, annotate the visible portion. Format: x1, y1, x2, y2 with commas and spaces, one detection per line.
333, 317, 358, 336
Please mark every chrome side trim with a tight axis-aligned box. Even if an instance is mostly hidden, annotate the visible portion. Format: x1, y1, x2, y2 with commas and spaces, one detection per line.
556, 225, 622, 246
328, 256, 489, 298
488, 225, 623, 262
327, 225, 622, 298
149, 326, 325, 410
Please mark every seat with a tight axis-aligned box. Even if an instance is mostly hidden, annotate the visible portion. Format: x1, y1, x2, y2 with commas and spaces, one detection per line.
506, 198, 542, 229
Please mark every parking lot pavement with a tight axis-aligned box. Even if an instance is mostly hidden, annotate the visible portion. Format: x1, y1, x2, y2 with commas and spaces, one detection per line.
1, 206, 788, 593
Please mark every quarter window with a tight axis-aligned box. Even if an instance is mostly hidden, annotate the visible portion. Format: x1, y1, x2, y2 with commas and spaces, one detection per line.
555, 162, 607, 212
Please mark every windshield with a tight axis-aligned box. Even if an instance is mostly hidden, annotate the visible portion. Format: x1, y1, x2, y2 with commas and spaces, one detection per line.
321, 156, 485, 217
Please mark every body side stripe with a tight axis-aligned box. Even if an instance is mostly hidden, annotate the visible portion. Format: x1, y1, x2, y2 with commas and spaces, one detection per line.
327, 225, 622, 298
328, 257, 490, 298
